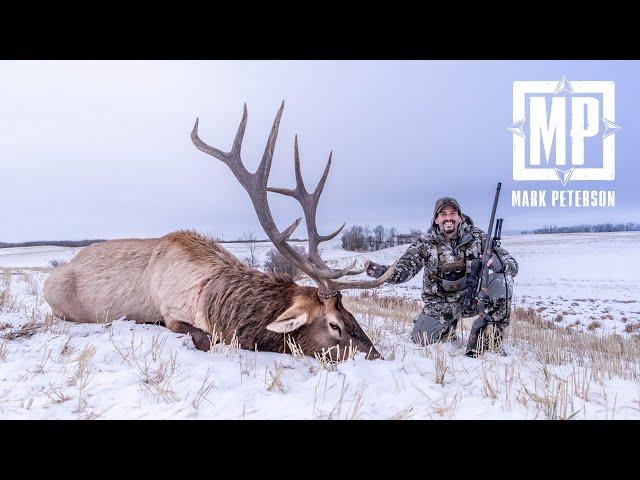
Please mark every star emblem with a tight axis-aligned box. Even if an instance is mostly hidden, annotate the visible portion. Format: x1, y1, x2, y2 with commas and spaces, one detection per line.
554, 75, 574, 95
602, 118, 622, 139
507, 118, 526, 138
554, 167, 574, 186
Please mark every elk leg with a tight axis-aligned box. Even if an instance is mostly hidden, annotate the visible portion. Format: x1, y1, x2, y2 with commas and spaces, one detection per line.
166, 320, 211, 352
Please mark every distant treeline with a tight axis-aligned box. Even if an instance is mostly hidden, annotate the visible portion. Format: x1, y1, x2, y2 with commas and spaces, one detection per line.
0, 239, 107, 248
521, 223, 640, 234
218, 238, 307, 244
342, 225, 422, 252
0, 238, 308, 249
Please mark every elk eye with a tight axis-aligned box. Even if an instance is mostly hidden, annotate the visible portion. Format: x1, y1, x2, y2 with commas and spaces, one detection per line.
329, 323, 342, 335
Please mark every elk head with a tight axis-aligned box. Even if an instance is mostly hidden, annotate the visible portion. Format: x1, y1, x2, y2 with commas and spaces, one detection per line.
191, 102, 396, 360
264, 289, 384, 360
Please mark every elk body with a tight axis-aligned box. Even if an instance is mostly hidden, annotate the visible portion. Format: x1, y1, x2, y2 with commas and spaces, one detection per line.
44, 103, 395, 360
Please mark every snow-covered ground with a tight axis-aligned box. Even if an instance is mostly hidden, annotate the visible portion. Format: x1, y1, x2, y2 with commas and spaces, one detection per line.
0, 232, 639, 419
0, 245, 81, 269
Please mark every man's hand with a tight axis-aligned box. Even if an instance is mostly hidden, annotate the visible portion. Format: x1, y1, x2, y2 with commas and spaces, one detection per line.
364, 260, 386, 278
364, 260, 376, 277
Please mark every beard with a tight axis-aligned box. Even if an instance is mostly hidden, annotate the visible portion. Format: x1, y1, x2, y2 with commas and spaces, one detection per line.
442, 222, 457, 234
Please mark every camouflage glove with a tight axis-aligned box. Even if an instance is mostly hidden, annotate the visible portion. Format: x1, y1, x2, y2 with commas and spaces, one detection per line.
365, 261, 388, 278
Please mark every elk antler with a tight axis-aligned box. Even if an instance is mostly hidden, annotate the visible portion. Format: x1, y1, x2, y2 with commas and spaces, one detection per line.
191, 102, 395, 295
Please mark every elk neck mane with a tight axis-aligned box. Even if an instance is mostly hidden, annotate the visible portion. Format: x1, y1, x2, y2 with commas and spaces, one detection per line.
165, 230, 310, 347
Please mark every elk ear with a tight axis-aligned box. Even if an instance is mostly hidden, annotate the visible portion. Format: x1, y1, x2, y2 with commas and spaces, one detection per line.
266, 307, 309, 333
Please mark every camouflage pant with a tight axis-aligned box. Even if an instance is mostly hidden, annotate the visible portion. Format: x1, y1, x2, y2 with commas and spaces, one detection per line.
411, 296, 511, 345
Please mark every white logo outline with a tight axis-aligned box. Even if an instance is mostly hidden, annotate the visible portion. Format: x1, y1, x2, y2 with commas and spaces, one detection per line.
510, 76, 620, 183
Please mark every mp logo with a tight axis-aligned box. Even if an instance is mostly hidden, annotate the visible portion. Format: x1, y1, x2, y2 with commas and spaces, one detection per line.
508, 76, 621, 186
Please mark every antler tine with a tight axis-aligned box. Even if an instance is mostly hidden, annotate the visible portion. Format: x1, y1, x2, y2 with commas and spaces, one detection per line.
301, 257, 369, 280
192, 106, 250, 184
266, 137, 345, 273
279, 217, 302, 243
302, 150, 339, 270
232, 103, 248, 157
313, 259, 359, 280
313, 151, 332, 200
191, 118, 231, 163
256, 101, 285, 187
293, 135, 308, 195
329, 263, 398, 291
318, 222, 345, 243
340, 265, 366, 275
266, 136, 306, 199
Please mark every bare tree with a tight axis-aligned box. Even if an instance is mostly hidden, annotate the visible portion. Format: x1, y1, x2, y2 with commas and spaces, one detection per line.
373, 225, 385, 250
387, 226, 397, 247
409, 228, 423, 242
263, 246, 306, 279
240, 231, 259, 268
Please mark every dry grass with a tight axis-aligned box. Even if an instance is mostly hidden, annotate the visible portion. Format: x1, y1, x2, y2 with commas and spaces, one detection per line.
192, 369, 216, 409
2, 322, 41, 340
0, 284, 21, 313
512, 307, 555, 328
343, 291, 421, 361
587, 320, 602, 331
112, 331, 180, 404
314, 341, 362, 366
507, 319, 640, 381
433, 344, 451, 385
70, 344, 97, 414
20, 273, 40, 297
344, 290, 422, 323
42, 382, 71, 404
264, 362, 286, 393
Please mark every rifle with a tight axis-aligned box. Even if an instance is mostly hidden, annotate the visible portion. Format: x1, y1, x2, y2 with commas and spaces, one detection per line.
494, 218, 503, 249
465, 182, 501, 357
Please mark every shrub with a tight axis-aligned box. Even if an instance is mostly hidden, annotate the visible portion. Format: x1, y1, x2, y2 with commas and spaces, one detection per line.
587, 320, 602, 331
263, 246, 306, 279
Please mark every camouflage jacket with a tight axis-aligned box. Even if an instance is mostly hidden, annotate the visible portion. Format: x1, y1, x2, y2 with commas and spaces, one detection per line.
383, 215, 518, 303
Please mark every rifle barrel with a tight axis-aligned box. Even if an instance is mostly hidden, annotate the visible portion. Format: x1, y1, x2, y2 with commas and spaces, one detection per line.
482, 184, 501, 264
495, 218, 503, 239
478, 183, 502, 304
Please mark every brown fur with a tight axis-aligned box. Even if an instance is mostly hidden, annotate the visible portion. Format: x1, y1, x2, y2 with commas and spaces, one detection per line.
44, 230, 380, 359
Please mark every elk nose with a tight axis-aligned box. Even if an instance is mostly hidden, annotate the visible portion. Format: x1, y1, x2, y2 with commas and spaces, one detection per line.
367, 348, 383, 360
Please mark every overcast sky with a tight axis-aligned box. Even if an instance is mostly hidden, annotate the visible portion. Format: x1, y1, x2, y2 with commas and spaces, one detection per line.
1, 60, 638, 242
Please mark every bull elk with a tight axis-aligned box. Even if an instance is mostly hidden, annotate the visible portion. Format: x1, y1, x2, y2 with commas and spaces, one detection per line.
43, 102, 395, 360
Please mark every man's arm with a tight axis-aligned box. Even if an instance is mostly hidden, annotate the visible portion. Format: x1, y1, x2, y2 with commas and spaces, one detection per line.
491, 246, 519, 277
365, 240, 427, 284
474, 227, 518, 277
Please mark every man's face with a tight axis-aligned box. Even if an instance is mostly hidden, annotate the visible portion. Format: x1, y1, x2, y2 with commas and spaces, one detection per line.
435, 205, 461, 237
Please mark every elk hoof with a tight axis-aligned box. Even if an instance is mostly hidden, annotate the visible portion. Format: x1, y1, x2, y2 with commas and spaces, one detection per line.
192, 331, 211, 352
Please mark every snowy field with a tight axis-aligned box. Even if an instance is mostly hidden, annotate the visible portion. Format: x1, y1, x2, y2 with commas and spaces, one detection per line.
0, 232, 639, 419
